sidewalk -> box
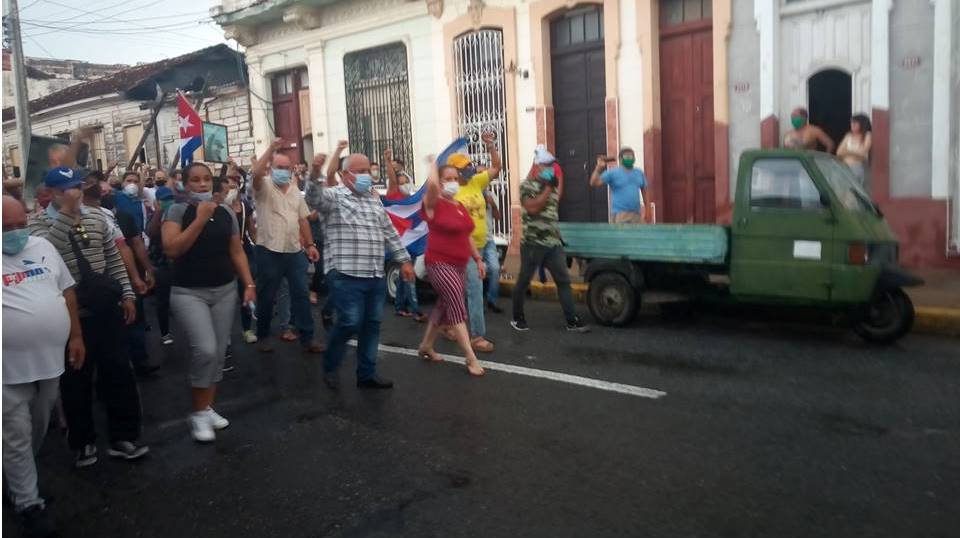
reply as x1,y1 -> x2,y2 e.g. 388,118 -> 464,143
497,254 -> 960,337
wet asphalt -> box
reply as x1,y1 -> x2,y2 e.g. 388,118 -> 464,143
4,296 -> 959,538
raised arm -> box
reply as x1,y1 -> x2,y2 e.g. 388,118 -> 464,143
162,202 -> 217,259
384,148 -> 400,196
521,179 -> 554,216
326,140 -> 349,187
423,163 -> 440,218
589,156 -> 607,188
251,139 -> 284,191
485,191 -> 502,222
482,132 -> 502,179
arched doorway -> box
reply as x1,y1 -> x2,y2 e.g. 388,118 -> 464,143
550,5 -> 608,222
807,69 -> 851,152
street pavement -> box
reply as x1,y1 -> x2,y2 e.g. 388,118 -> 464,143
4,297 -> 959,537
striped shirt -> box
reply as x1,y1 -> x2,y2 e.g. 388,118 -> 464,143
314,185 -> 410,278
27,205 -> 135,302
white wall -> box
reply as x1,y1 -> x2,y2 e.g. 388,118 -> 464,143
514,3 -> 537,176
778,0 -> 873,137
617,0 -> 644,160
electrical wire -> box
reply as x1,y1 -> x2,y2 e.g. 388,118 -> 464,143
23,10 -> 209,26
23,33 -> 57,58
26,0 -> 168,37
22,20 -> 210,34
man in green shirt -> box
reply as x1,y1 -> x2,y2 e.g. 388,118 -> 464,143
511,147 -> 589,332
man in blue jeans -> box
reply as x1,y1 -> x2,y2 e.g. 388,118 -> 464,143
250,139 -> 324,353
482,190 -> 502,313
312,150 -> 414,390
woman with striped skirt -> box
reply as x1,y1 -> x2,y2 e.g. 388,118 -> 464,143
417,163 -> 486,377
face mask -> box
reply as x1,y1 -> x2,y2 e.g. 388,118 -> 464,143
2,229 -> 30,255
371,170 -> 380,179
400,183 -> 415,196
621,158 -> 635,169
442,181 -> 460,197
353,174 -> 373,193
160,200 -> 174,213
461,166 -> 477,180
123,183 -> 139,197
175,181 -> 186,193
224,189 -> 238,205
190,191 -> 213,202
791,116 -> 806,129
539,167 -> 555,181
272,169 -> 292,185
101,193 -> 115,210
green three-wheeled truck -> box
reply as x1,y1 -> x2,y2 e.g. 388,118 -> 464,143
559,149 -> 923,343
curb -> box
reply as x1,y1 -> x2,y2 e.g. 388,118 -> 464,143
498,279 -> 960,338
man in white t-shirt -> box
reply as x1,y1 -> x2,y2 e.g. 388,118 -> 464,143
2,195 -> 85,537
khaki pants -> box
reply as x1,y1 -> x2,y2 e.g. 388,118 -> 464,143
613,211 -> 644,224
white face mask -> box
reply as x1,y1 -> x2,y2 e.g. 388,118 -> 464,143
224,188 -> 238,205
122,183 -> 139,197
400,183 -> 415,196
442,181 -> 460,197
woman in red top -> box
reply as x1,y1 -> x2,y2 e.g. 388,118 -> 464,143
417,163 -> 486,376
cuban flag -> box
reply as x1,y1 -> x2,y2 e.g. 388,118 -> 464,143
381,137 -> 470,258
177,91 -> 202,168
382,186 -> 429,257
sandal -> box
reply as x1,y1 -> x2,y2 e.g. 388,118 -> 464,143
395,310 -> 413,318
413,313 -> 428,323
280,330 -> 298,342
418,347 -> 443,362
465,359 -> 485,377
470,337 -> 494,353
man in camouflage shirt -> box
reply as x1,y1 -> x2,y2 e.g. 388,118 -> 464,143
510,147 -> 589,332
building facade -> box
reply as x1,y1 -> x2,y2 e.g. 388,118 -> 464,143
2,45 -> 254,185
213,0 -> 959,267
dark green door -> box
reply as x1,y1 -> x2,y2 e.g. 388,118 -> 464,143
730,157 -> 835,302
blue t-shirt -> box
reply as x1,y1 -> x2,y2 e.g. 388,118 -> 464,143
601,167 -> 647,215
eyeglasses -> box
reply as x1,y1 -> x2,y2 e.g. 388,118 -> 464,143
73,223 -> 91,246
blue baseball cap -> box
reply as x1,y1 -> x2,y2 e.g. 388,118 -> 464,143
43,167 -> 84,190
155,186 -> 174,200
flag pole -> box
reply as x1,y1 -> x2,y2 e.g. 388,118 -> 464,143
166,76 -> 210,175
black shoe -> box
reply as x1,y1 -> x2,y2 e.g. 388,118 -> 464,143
19,504 -> 56,538
75,444 -> 97,468
135,364 -> 160,380
357,376 -> 394,389
225,344 -> 233,360
222,358 -> 235,373
566,317 -> 591,333
107,441 -> 149,461
486,301 -> 503,314
510,318 -> 530,331
323,372 -> 340,390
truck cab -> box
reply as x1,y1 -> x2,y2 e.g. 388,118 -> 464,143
729,150 -> 920,340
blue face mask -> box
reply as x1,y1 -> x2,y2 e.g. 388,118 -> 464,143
272,169 -> 292,185
353,173 -> 373,193
539,167 -> 555,181
190,192 -> 213,202
3,229 -> 30,255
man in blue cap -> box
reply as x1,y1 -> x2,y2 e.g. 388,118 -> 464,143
27,166 -> 150,468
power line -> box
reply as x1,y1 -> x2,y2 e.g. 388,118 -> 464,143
26,0 -> 167,37
23,32 -> 56,58
22,19 -> 209,34
23,10 -> 210,26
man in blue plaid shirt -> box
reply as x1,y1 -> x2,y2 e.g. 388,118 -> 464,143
312,150 -> 415,390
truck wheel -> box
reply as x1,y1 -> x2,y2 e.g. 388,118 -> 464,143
854,288 -> 915,344
588,272 -> 638,327
385,263 -> 401,303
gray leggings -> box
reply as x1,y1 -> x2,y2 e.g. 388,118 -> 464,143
171,281 -> 236,388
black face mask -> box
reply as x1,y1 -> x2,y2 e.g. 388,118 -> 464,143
101,193 -> 115,210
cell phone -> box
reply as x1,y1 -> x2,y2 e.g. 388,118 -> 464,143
603,156 -> 617,163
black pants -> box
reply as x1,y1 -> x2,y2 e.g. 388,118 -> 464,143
154,266 -> 172,336
127,295 -> 149,369
61,310 -> 143,450
512,244 -> 578,324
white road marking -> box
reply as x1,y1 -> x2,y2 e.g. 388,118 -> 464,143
355,342 -> 667,400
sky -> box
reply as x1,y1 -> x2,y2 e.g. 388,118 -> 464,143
14,0 -> 233,65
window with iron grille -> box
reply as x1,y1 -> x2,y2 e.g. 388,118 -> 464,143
343,43 -> 414,185
453,28 -> 512,241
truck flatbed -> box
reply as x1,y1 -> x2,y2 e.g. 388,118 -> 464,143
558,223 -> 729,265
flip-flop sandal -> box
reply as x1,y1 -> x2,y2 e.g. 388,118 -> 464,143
280,331 -> 298,342
395,311 -> 413,318
470,338 -> 494,353
413,313 -> 428,323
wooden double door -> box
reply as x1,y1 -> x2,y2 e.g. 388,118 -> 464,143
659,21 -> 715,223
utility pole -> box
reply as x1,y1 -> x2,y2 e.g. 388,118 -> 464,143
7,0 -> 32,178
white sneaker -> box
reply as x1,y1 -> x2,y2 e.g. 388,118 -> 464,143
190,412 -> 215,442
205,407 -> 229,430
243,330 -> 258,344
161,333 -> 174,345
